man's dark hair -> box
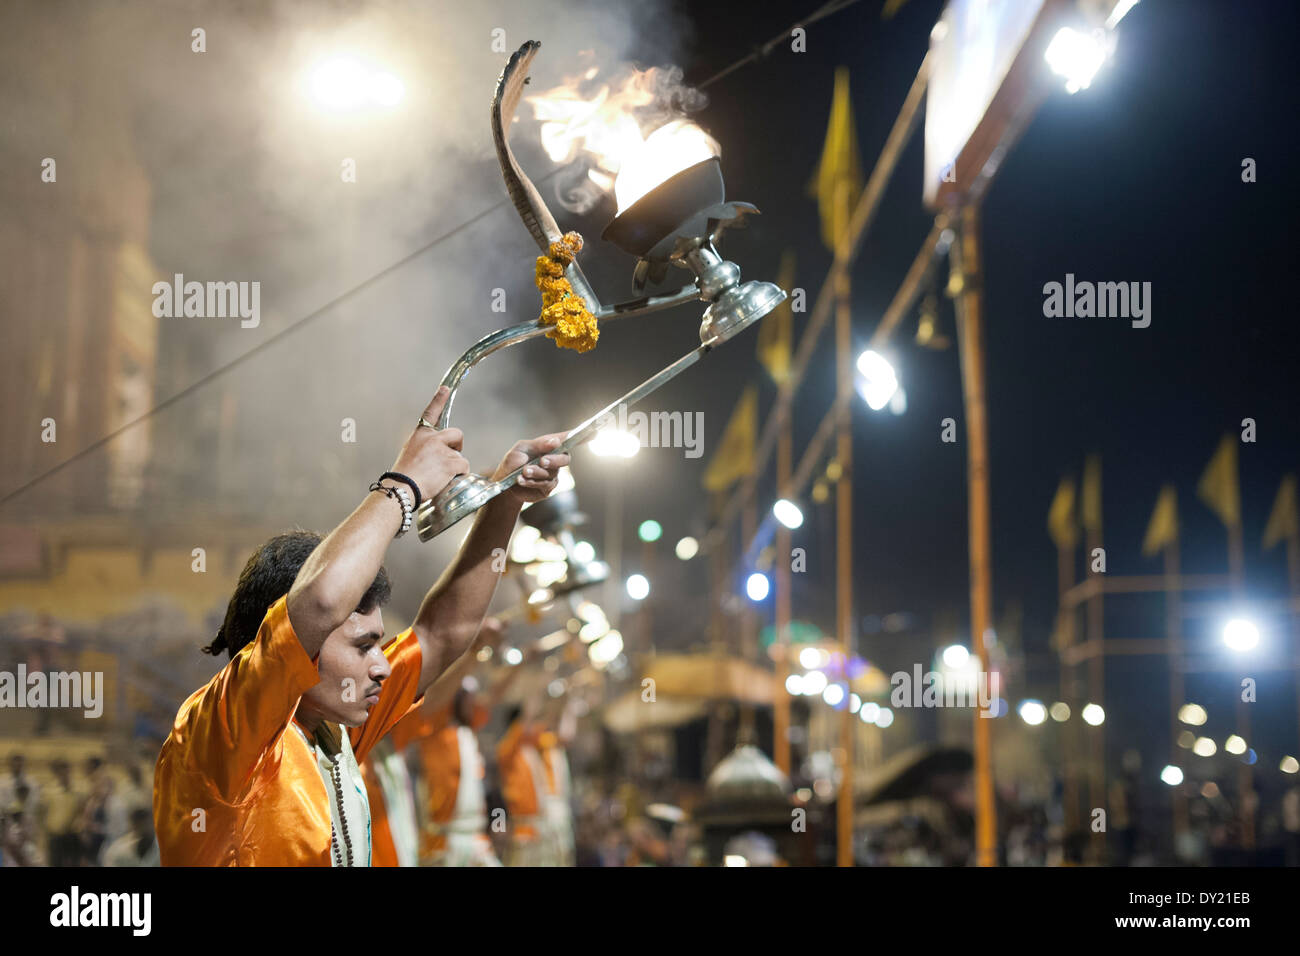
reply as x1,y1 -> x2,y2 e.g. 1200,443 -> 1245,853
203,530 -> 391,660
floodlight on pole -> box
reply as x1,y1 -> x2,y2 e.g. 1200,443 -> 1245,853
854,349 -> 899,411
773,498 -> 804,530
1222,618 -> 1260,652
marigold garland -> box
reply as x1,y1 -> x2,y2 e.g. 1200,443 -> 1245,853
535,231 -> 598,353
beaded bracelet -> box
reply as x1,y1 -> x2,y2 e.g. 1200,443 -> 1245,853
370,481 -> 414,538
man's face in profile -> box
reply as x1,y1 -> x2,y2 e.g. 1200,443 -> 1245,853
299,607 -> 391,728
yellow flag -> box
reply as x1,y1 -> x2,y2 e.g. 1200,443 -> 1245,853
1141,485 -> 1179,557
809,67 -> 864,252
757,250 -> 795,384
1197,435 -> 1241,528
1263,474 -> 1298,550
1047,478 -> 1077,550
702,385 -> 757,492
1081,455 -> 1102,533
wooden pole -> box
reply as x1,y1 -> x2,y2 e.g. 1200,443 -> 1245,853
1086,520 -> 1105,863
1289,530 -> 1300,766
775,420 -> 793,774
951,202 -> 997,867
834,179 -> 855,868
1165,537 -> 1189,849
1229,524 -> 1255,849
705,499 -> 727,773
1057,542 -> 1079,837
740,496 -> 758,745
642,536 -> 656,657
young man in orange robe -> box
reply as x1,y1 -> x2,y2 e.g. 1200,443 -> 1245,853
497,699 -> 558,866
153,387 -> 568,866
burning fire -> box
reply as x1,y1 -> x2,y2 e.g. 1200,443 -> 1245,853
527,65 -> 719,215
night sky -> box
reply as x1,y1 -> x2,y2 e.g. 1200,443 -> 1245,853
550,0 -> 1300,771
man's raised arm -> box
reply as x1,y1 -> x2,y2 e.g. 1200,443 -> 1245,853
410,433 -> 569,695
287,387 -> 470,658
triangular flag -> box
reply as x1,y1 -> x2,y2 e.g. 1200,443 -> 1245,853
757,250 -> 795,384
1047,478 -> 1077,550
1081,455 -> 1102,533
1142,485 -> 1179,557
1197,435 -> 1241,528
702,385 -> 757,492
1263,474 -> 1298,550
808,67 -> 864,252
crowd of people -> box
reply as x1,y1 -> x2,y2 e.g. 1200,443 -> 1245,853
0,753 -> 157,867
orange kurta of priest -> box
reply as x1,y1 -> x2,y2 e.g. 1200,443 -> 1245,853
153,596 -> 423,866
496,719 -> 542,839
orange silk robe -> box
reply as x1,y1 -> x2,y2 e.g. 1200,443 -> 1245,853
153,596 -> 423,866
411,702 -> 487,856
496,720 -> 541,839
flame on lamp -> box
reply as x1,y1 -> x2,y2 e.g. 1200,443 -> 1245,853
613,120 -> 719,214
527,66 -> 718,214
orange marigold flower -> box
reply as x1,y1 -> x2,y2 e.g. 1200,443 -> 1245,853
535,231 -> 597,352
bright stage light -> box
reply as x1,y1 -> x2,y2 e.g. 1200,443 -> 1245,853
309,57 -> 404,111
854,349 -> 899,410
1081,703 -> 1105,726
860,702 -> 880,723
785,674 -> 804,696
675,536 -> 699,561
369,71 -> 404,107
822,683 -> 846,707
1050,702 -> 1071,722
1281,756 -> 1300,774
572,540 -> 596,563
638,520 -> 662,543
745,572 -> 770,602
1224,735 -> 1247,755
800,647 -> 828,669
1193,737 -> 1216,757
802,670 -> 828,697
590,427 -> 639,458
1178,703 -> 1207,726
1160,765 -> 1183,787
588,629 -> 623,666
510,525 -> 541,564
773,499 -> 804,529
1223,618 -> 1260,652
1044,27 -> 1110,94
625,574 -> 649,600
941,644 -> 970,670
1018,700 -> 1047,726
874,708 -> 894,728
